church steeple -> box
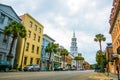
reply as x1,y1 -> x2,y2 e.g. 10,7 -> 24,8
70,31 -> 78,57
73,32 -> 75,38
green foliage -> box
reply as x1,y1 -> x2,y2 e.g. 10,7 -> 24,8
3,21 -> 26,61
45,42 -> 58,54
94,34 -> 106,42
60,48 -> 69,56
4,21 -> 26,38
74,56 -> 84,60
96,50 -> 101,65
45,42 -> 58,70
96,50 -> 107,68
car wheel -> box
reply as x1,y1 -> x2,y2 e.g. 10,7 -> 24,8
5,68 -> 9,72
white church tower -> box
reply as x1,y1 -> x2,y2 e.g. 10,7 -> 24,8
70,32 -> 78,57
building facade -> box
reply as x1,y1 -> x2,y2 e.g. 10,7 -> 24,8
84,61 -> 90,70
76,53 -> 84,70
70,32 -> 78,57
15,13 -> 44,69
109,0 -> 120,73
109,0 -> 120,54
70,54 -> 76,70
41,34 -> 55,71
53,44 -> 61,70
66,54 -> 72,70
0,4 -> 21,66
106,43 -> 115,73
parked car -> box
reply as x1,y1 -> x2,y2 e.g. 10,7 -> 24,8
23,64 -> 40,71
54,67 -> 63,71
0,61 -> 12,72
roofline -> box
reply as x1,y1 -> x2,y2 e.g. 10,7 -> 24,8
23,13 -> 44,28
43,34 -> 55,42
0,3 -> 21,21
109,0 -> 120,33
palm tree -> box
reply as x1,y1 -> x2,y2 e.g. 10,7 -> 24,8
45,42 -> 57,70
94,34 -> 106,72
3,21 -> 26,61
74,56 -> 84,70
94,34 -> 106,51
60,49 -> 69,69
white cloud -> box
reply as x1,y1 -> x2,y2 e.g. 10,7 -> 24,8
67,0 -> 87,15
54,15 -> 67,26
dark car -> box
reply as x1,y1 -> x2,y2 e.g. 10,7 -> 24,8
23,64 -> 40,71
54,67 -> 63,71
0,61 -> 12,72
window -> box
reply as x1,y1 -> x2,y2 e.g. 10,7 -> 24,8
34,25 -> 37,31
3,35 -> 7,43
0,13 -> 5,24
36,59 -> 39,64
38,36 -> 40,42
29,21 -> 32,27
39,28 -> 41,33
37,47 -> 39,54
32,45 -> 35,53
28,31 -> 31,38
7,18 -> 12,24
30,58 -> 33,65
33,33 -> 36,40
26,43 -> 29,51
24,57 -> 27,65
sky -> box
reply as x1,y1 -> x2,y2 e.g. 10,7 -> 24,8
0,0 -> 113,64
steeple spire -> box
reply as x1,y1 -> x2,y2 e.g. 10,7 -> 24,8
73,31 -> 75,38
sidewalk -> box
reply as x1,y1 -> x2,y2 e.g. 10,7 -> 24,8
106,73 -> 118,80
89,72 -> 116,80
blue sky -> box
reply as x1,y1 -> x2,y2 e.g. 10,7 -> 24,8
1,0 -> 113,64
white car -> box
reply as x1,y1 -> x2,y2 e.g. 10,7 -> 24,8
24,64 -> 40,71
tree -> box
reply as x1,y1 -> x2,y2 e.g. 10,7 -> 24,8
74,56 -> 84,70
96,50 -> 102,65
94,34 -> 106,72
60,48 -> 69,69
94,34 -> 106,51
96,50 -> 107,72
3,21 -> 26,61
45,42 -> 57,70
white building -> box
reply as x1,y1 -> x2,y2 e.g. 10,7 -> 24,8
70,32 -> 78,69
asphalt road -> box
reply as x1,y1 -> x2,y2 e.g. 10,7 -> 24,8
0,70 -> 108,80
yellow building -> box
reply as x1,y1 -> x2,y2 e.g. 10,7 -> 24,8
109,0 -> 120,54
15,13 -> 44,69
109,0 -> 120,73
67,54 -> 72,70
